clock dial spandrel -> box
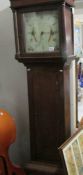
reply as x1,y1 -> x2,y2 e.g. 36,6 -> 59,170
23,10 -> 59,53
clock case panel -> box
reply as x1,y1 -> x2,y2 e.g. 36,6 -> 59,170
13,2 -> 74,64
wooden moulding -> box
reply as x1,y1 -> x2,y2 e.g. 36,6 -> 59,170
24,161 -> 64,175
10,0 -> 75,9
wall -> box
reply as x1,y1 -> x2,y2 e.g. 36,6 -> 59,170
0,0 -> 10,11
0,7 -> 30,165
75,0 -> 83,9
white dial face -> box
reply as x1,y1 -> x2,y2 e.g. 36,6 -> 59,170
23,10 -> 59,52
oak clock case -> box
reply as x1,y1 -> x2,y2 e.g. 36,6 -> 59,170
10,0 -> 76,175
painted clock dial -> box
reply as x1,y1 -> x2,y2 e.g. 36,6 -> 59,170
23,10 -> 59,53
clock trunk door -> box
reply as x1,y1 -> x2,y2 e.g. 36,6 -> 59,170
27,66 -> 66,163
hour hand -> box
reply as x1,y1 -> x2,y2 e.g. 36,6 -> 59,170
31,29 -> 37,42
48,29 -> 55,42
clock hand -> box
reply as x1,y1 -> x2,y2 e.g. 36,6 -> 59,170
48,29 -> 54,42
31,29 -> 37,42
48,29 -> 57,42
40,31 -> 45,40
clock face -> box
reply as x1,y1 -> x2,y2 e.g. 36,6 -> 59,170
23,10 -> 59,53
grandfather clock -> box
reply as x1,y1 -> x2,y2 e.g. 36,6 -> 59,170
10,0 -> 76,174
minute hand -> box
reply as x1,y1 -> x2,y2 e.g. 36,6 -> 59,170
48,30 -> 55,42
31,29 -> 37,42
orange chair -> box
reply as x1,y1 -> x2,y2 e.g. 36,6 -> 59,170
0,109 -> 26,175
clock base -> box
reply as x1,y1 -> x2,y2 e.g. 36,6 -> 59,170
24,161 -> 64,175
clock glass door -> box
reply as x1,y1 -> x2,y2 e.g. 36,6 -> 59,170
22,10 -> 59,53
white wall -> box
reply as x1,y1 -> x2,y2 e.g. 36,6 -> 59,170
0,0 -> 10,11
0,8 -> 30,165
75,0 -> 83,9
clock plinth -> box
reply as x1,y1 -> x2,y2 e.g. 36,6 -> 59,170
10,0 -> 76,174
